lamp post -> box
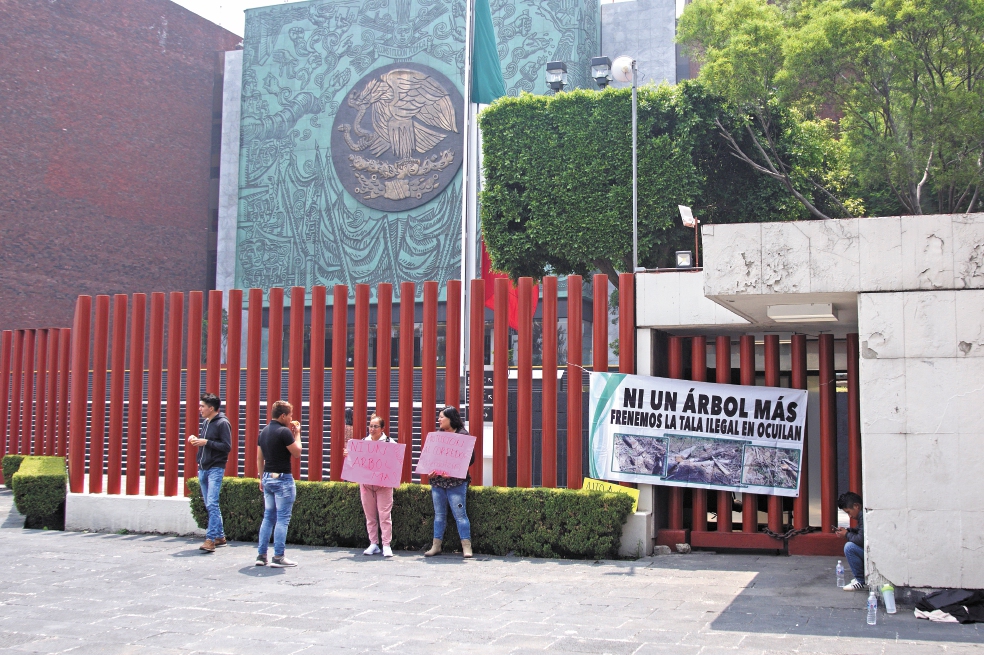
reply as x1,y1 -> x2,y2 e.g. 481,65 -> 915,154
545,61 -> 568,93
591,55 -> 640,272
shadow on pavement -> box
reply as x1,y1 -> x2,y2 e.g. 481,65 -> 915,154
238,565 -> 286,577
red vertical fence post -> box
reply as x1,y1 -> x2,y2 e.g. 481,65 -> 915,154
818,333 -> 837,532
126,294 -> 146,495
164,293 -> 184,496
57,328 -> 70,456
566,275 -> 583,489
492,278 -> 509,486
715,336 -> 732,532
185,291 -> 203,495
445,280 -> 461,409
398,282 -> 415,483
267,288 -> 284,419
22,329 -> 34,455
468,279 -> 485,485
846,333 -> 862,506
308,286 -> 326,480
107,295 -> 127,494
46,329 -> 58,455
541,276 -> 558,488
618,273 -> 635,374
69,296 -> 92,493
763,334 -> 783,533
420,280 -> 438,486
330,285 -> 348,481
0,332 -> 11,472
666,336 -> 685,532
375,284 -> 392,434
289,286 -> 305,479
244,289 -> 263,478
35,329 -> 48,456
516,277 -> 533,488
740,335 -> 757,533
145,293 -> 165,496
206,290 -> 222,395
353,284 -> 370,440
691,336 -> 708,532
791,334 -> 809,530
225,290 -> 243,477
90,297 -> 110,493
10,331 -> 23,454
592,275 -> 608,375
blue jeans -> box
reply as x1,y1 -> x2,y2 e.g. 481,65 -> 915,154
198,467 -> 225,541
258,473 -> 296,557
845,541 -> 864,583
432,483 -> 470,540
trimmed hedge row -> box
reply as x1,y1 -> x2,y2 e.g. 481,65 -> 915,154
189,478 -> 634,560
10,456 -> 67,530
2,454 -> 25,489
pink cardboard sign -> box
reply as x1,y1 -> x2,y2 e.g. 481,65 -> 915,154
341,439 -> 407,488
414,431 -> 477,478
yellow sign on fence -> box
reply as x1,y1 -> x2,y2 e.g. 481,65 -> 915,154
582,477 -> 640,513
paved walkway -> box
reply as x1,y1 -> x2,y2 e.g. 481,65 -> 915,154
0,489 -> 980,654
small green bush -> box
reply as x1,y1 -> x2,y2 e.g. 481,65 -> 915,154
2,454 -> 25,489
188,478 -> 633,560
11,456 -> 67,530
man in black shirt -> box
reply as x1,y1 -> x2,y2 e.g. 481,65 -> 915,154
256,400 -> 302,567
187,393 -> 232,552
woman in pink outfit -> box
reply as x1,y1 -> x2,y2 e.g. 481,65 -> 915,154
344,414 -> 398,557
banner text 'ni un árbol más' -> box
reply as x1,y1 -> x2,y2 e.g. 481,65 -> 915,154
588,372 -> 808,497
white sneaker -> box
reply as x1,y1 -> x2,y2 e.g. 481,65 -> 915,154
363,543 -> 381,556
843,578 -> 865,591
269,555 -> 297,568
382,545 -> 393,558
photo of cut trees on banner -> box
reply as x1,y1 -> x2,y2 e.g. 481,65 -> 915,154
588,372 -> 808,496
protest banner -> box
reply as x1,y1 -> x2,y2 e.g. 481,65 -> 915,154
582,477 -> 640,512
341,439 -> 406,488
589,372 -> 808,497
414,431 -> 477,478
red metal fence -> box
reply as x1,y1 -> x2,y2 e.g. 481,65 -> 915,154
0,272 -> 860,554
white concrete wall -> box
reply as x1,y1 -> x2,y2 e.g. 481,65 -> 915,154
858,289 -> 984,588
66,493 -> 204,537
636,269 -> 749,328
215,50 -> 242,299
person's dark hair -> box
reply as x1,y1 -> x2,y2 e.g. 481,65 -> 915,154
837,491 -> 862,510
200,393 -> 220,412
345,407 -> 353,426
271,400 -> 293,420
440,406 -> 465,432
369,414 -> 386,430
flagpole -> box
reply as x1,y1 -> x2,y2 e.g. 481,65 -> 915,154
460,0 -> 476,408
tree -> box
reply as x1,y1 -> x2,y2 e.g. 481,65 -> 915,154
478,81 -> 824,286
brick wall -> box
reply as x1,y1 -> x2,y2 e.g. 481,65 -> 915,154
0,0 -> 241,329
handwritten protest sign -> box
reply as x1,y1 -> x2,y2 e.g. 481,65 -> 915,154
341,439 -> 406,488
582,477 -> 640,512
414,431 -> 476,478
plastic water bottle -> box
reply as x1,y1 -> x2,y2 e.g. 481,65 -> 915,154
836,560 -> 845,587
867,590 -> 878,625
881,584 -> 897,614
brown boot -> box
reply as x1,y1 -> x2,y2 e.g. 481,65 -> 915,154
461,539 -> 473,559
214,537 -> 227,548
424,539 -> 442,557
199,539 -> 215,552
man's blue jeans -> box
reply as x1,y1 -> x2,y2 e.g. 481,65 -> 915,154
258,473 -> 296,557
845,541 -> 864,583
432,483 -> 470,540
198,467 -> 225,541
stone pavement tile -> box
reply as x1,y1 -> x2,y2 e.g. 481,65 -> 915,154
349,609 -> 432,626
490,633 -> 558,649
8,635 -> 86,653
546,625 -> 643,641
175,636 -> 313,655
0,631 -> 45,649
795,637 -> 885,653
736,633 -> 809,650
679,630 -> 747,648
497,621 -> 557,636
632,643 -> 701,655
550,636 -> 641,655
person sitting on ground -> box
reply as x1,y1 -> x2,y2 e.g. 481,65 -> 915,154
343,414 -> 398,558
835,491 -> 865,590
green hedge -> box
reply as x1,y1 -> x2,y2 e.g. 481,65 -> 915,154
11,456 -> 67,530
2,454 -> 25,489
189,478 -> 634,560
